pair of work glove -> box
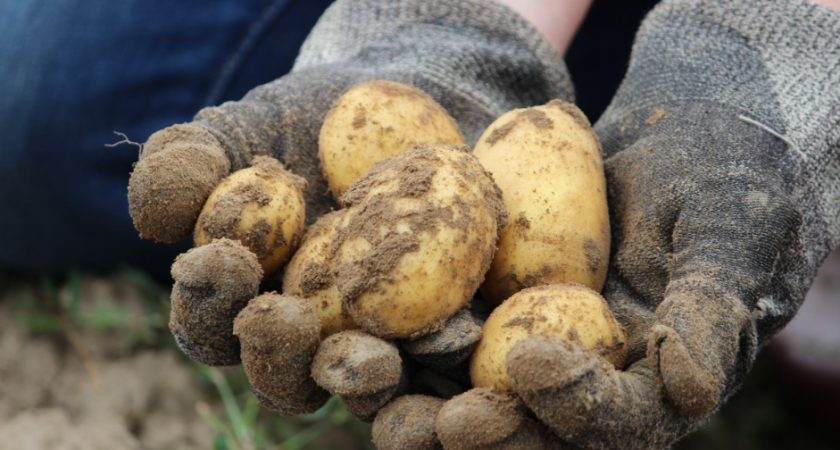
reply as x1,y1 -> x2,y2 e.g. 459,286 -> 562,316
128,0 -> 840,448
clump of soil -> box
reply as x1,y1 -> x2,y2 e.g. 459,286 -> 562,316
0,273 -> 213,450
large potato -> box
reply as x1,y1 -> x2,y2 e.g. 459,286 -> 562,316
194,156 -> 306,277
474,100 -> 610,306
470,284 -> 626,391
331,144 -> 508,339
319,80 -> 465,200
282,210 -> 357,337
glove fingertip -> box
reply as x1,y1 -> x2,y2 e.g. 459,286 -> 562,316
649,324 -> 720,417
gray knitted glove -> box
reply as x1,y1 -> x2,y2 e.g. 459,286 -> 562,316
127,0 -> 571,424
424,1 -> 840,449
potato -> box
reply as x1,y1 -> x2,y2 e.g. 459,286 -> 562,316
474,100 -> 610,306
470,284 -> 626,391
282,210 -> 357,337
331,144 -> 508,339
194,156 -> 306,277
319,80 -> 465,200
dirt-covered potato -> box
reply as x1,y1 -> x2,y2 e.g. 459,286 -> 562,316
474,100 -> 610,306
331,144 -> 508,339
194,156 -> 306,278
282,210 -> 357,337
470,284 -> 626,391
319,80 -> 465,200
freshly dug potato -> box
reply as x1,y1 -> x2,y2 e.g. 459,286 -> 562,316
470,284 -> 626,391
319,80 -> 465,200
331,144 -> 508,339
194,156 -> 306,277
282,210 -> 357,337
474,100 -> 610,306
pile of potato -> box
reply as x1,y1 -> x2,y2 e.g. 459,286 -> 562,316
168,80 -> 627,414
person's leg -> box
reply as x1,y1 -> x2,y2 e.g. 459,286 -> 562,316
0,0 -> 334,279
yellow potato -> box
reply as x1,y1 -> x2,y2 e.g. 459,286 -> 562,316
282,210 -> 357,337
470,284 -> 626,391
194,156 -> 306,277
331,144 -> 507,339
319,80 -> 465,200
474,100 -> 610,306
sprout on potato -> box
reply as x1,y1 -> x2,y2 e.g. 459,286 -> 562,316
319,80 -> 465,200
194,156 -> 306,278
470,284 -> 626,391
474,100 -> 610,306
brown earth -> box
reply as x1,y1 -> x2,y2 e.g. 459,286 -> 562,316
0,273 -> 213,450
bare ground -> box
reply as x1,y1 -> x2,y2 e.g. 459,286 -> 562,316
0,272 -> 213,450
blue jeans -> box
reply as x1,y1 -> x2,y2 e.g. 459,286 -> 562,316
0,0 -> 334,279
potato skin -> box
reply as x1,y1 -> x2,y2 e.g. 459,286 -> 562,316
319,80 -> 465,200
282,210 -> 357,337
474,100 -> 610,306
470,284 -> 626,391
194,156 -> 306,278
331,144 -> 508,339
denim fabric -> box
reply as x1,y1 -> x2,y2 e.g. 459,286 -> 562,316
0,0 -> 334,279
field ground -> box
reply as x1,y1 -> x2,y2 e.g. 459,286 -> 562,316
0,256 -> 838,450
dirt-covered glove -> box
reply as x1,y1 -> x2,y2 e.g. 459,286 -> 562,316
128,0 -> 572,422
128,0 -> 570,242
385,1 -> 839,449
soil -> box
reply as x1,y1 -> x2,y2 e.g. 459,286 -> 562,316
0,273 -> 213,450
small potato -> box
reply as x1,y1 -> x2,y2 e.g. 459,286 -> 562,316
470,284 -> 626,391
474,100 -> 610,306
332,144 -> 508,339
282,210 -> 357,337
319,80 -> 465,200
194,156 -> 306,277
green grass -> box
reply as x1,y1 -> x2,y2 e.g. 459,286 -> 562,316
7,268 -> 172,349
196,367 -> 373,450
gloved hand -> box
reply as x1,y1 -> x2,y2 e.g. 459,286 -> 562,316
127,0 -> 571,422
373,0 -> 840,449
